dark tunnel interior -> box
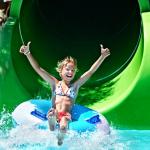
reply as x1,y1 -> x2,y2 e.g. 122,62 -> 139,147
11,0 -> 141,95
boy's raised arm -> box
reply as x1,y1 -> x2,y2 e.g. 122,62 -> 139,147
19,41 -> 57,87
74,44 -> 110,88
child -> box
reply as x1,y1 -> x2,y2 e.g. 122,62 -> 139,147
19,42 -> 110,145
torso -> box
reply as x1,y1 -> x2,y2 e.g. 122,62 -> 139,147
52,81 -> 78,112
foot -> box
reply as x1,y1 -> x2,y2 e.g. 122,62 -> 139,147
57,132 -> 64,146
57,138 -> 63,146
47,108 -> 56,131
57,126 -> 66,146
48,115 -> 56,131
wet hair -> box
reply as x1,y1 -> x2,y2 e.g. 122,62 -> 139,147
56,56 -> 78,74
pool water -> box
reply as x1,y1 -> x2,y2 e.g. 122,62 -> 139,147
0,109 -> 150,150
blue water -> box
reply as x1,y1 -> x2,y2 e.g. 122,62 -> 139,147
0,108 -> 150,150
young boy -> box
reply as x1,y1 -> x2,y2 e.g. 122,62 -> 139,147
19,42 -> 110,145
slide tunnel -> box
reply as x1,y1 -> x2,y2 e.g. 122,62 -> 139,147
0,0 -> 150,129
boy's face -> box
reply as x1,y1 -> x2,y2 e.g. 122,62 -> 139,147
61,62 -> 76,82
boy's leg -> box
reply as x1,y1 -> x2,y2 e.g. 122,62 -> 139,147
57,116 -> 69,145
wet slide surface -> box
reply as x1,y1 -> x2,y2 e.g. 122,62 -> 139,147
0,0 -> 150,129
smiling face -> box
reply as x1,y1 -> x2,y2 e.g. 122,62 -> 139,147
56,56 -> 78,83
61,62 -> 76,82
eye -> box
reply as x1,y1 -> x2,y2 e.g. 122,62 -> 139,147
66,68 -> 70,71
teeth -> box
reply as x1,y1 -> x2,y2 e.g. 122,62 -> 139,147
66,75 -> 72,78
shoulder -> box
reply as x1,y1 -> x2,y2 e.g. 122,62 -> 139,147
72,81 -> 79,90
49,78 -> 59,89
54,80 -> 61,87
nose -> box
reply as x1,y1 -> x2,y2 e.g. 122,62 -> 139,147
69,70 -> 72,74
69,70 -> 74,74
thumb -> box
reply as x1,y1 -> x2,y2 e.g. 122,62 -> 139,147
27,41 -> 31,47
100,44 -> 103,49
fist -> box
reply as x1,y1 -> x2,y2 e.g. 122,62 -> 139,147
19,41 -> 31,55
100,44 -> 110,58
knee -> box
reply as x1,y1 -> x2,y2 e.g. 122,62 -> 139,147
60,125 -> 67,132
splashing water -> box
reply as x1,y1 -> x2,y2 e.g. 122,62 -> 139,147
0,108 -> 150,150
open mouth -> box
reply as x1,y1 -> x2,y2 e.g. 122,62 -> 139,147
66,75 -> 72,78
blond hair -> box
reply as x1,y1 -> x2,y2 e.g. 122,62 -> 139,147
56,56 -> 78,73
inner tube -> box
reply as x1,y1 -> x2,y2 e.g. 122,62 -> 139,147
12,99 -> 110,134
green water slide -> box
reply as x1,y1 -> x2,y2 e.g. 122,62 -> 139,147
98,13 -> 150,129
0,0 -> 150,129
